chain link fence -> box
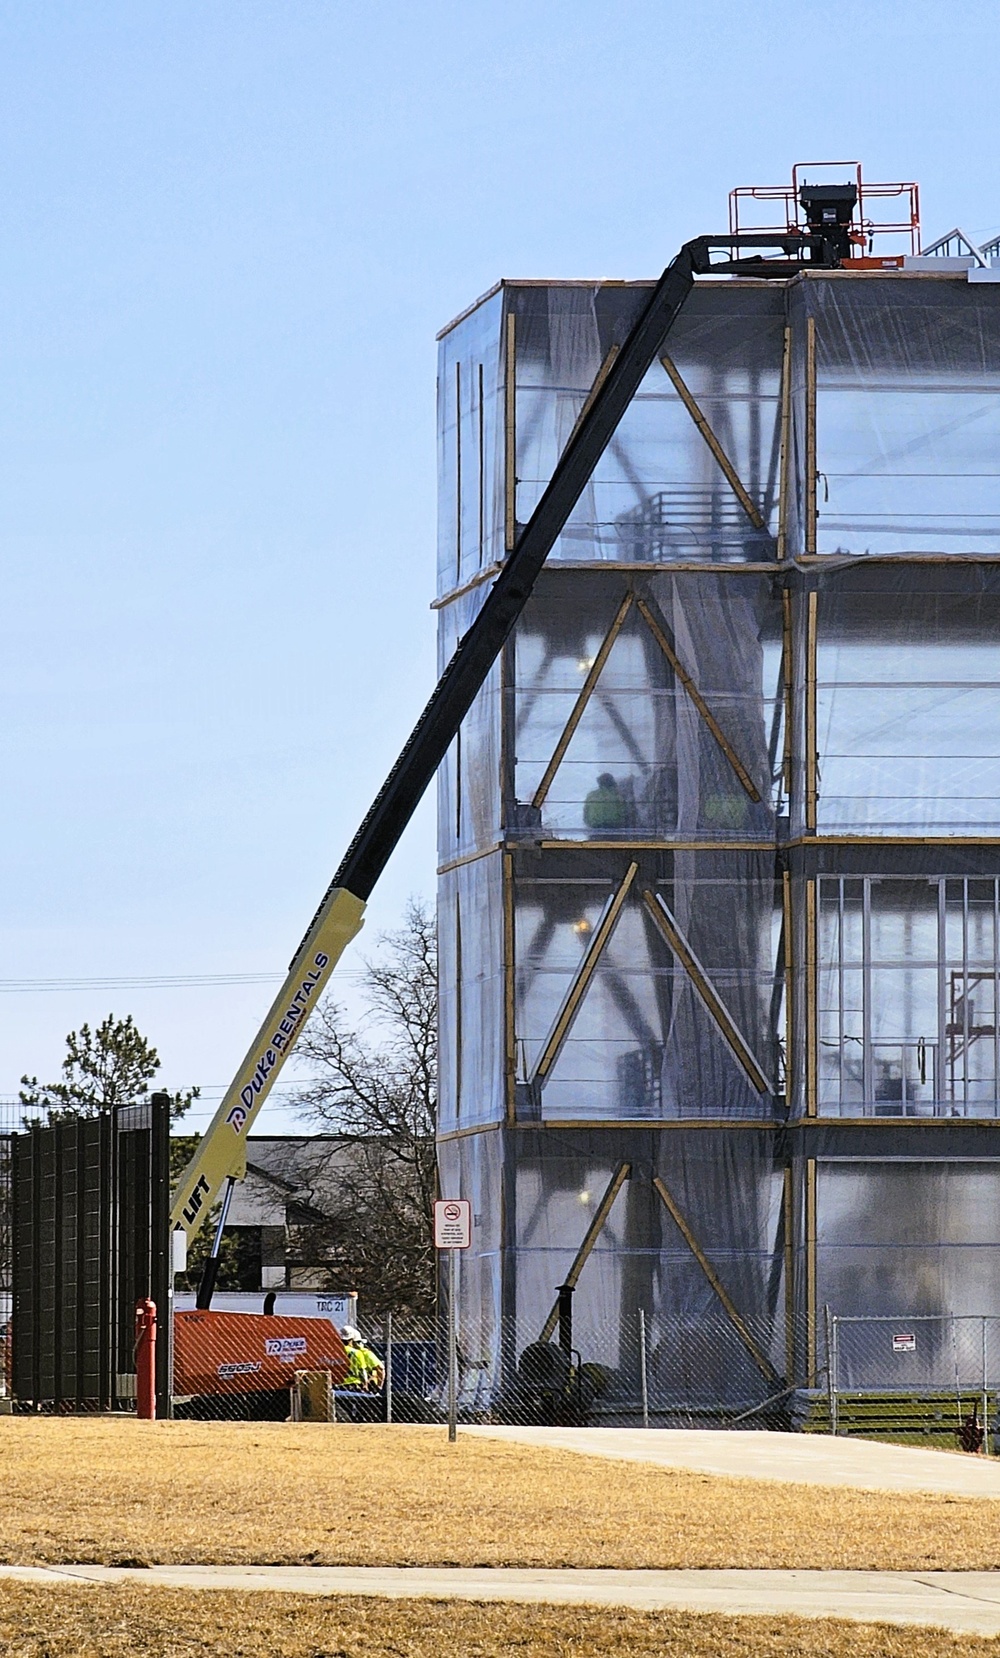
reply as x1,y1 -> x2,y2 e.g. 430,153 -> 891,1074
160,1301 -> 1000,1447
8,1277 -> 999,1447
163,1304 -> 819,1427
824,1311 -> 1000,1451
168,1309 -> 440,1423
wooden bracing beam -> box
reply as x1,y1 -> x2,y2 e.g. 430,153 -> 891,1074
530,863 -> 639,1084
539,1161 -> 631,1343
653,1174 -> 781,1387
659,351 -> 766,532
642,888 -> 771,1095
636,596 -> 761,803
531,593 -> 634,810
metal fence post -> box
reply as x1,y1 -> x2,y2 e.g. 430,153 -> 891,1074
385,1311 -> 393,1425
448,1247 -> 458,1443
983,1316 -> 989,1456
952,1316 -> 962,1441
824,1304 -> 838,1436
832,1316 -> 839,1437
639,1309 -> 649,1429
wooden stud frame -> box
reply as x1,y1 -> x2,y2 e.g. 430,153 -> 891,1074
642,889 -> 771,1094
430,560 -> 502,612
539,1161 -> 631,1342
636,596 -> 761,802
792,835 -> 1000,848
542,838 -> 775,853
530,862 -> 639,1085
805,876 -> 818,1119
783,1164 -> 795,1382
776,325 -> 792,561
532,559 -> 778,575
432,557 -> 779,611
531,592 -> 634,810
503,850 -> 516,1125
438,1113 -> 1000,1141
530,589 -> 762,814
805,314 -> 817,555
659,352 -> 766,532
805,589 -> 818,831
565,345 -> 620,453
504,311 -> 516,552
653,1174 -> 780,1386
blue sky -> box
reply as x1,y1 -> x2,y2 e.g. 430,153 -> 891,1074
1,0 -> 997,1128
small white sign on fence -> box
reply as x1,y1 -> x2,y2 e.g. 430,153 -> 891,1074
892,1331 -> 917,1352
434,1198 -> 472,1250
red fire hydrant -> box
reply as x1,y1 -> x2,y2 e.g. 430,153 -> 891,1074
135,1298 -> 157,1420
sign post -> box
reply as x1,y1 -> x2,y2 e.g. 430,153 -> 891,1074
434,1199 -> 471,1443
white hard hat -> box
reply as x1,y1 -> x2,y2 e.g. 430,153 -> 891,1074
340,1325 -> 362,1342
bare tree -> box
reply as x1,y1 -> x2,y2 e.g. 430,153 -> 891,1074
294,899 -> 437,1317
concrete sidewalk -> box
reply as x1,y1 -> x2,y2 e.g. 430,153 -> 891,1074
465,1424 -> 1000,1496
7,1563 -> 1000,1636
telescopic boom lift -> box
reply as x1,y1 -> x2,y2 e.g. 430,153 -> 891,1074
171,226 -> 842,1307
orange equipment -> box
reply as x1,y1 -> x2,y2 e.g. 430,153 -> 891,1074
729,160 -> 920,267
173,1310 -> 348,1399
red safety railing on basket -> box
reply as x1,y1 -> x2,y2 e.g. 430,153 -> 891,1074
729,161 -> 920,257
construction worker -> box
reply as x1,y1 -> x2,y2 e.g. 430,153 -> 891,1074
340,1325 -> 385,1393
703,786 -> 751,832
583,772 -> 627,835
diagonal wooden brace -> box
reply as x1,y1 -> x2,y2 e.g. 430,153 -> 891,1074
659,351 -> 766,532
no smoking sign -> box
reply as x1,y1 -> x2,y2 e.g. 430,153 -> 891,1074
434,1198 -> 472,1249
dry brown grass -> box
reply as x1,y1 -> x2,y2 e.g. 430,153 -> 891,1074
0,1583 -> 996,1658
2,1418 -> 1000,1572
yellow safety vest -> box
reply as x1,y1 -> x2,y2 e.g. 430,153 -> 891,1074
343,1342 -> 381,1387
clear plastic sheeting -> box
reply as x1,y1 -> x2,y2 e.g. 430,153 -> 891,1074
436,583 -> 502,866
819,876 -> 1000,1117
435,271 -> 1000,1419
438,1126 -> 787,1416
813,565 -> 1000,835
513,852 -> 778,1121
437,853 -> 505,1133
437,287 -> 505,595
514,570 -> 780,841
791,277 -> 1000,557
510,284 -> 783,567
815,1160 -> 1000,1315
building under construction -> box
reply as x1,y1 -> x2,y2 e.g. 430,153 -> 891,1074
434,166 -> 1000,1419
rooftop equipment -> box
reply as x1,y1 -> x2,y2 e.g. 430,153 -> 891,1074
729,160 -> 921,266
798,181 -> 858,263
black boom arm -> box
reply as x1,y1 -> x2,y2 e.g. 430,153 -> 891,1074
307,230 -> 832,922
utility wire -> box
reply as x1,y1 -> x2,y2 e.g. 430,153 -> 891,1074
0,971 -> 365,993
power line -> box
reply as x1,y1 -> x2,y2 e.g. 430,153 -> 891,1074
0,971 -> 366,994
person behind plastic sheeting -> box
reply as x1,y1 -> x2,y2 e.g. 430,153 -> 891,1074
583,772 -> 627,835
702,785 -> 751,833
339,1325 -> 385,1392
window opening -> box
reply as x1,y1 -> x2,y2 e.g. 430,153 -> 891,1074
819,875 -> 1000,1117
